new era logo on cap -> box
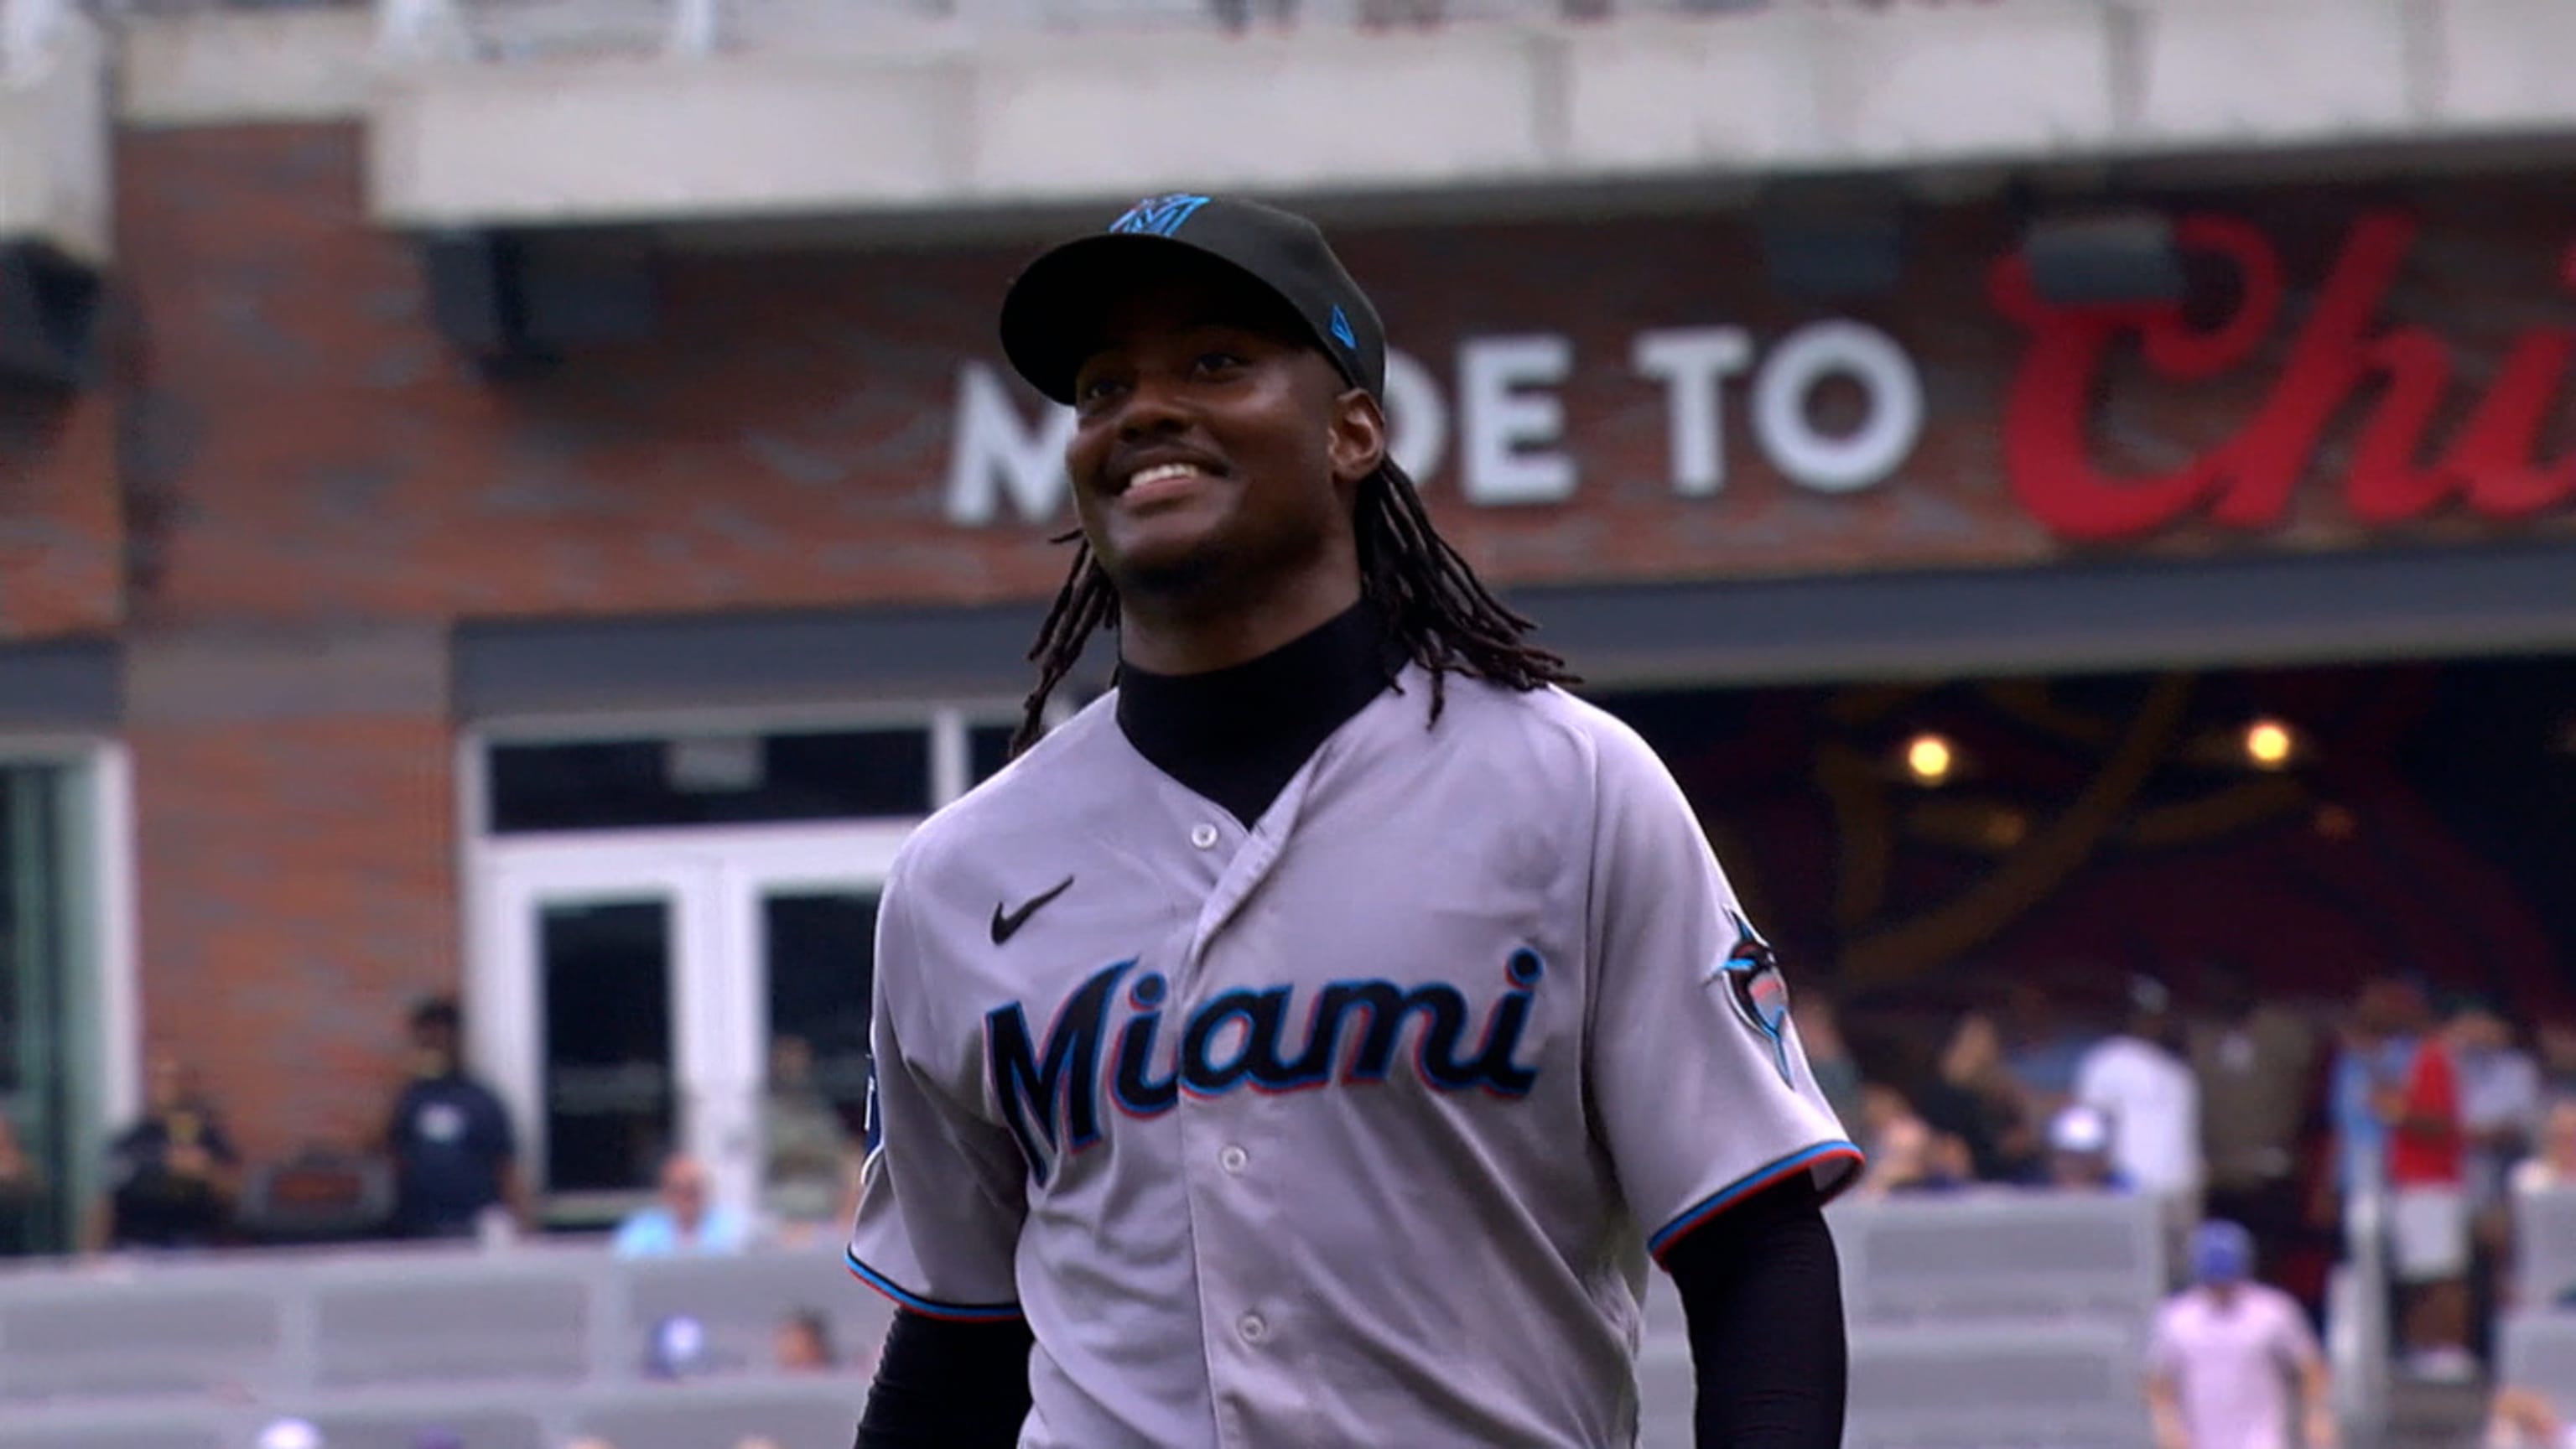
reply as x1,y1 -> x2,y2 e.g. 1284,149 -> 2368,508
1329,306 -> 1357,351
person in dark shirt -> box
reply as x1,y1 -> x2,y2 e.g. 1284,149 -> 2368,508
1914,1010 -> 2041,1183
91,1053 -> 240,1251
0,1110 -> 43,1255
385,997 -> 526,1239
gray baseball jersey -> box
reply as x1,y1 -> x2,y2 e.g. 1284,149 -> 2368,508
848,667 -> 1862,1448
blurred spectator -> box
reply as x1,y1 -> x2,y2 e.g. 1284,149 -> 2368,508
762,1035 -> 858,1244
2044,1104 -> 2131,1192
1914,1011 -> 2038,1182
613,1152 -> 751,1258
2349,977 -> 2477,1381
2487,1385 -> 2576,1448
1358,0 -> 1440,27
0,1109 -> 43,1255
2327,985 -> 2403,1218
2145,1220 -> 2335,1449
1852,1084 -> 1970,1197
644,1311 -> 713,1379
2453,999 -> 2543,1223
2452,997 -> 2542,1353
1794,989 -> 1867,1136
2192,962 -> 2318,1254
1209,0 -> 1294,30
91,1052 -> 241,1252
255,1418 -> 325,1449
387,996 -> 527,1241
2537,1022 -> 2576,1098
775,1306 -> 839,1373
2075,975 -> 2204,1223
2004,979 -> 2097,1121
2512,1097 -> 2576,1197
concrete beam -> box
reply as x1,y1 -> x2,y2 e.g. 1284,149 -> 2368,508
127,0 -> 2576,228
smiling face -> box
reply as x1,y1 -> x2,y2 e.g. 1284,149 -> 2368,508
1062,257 -> 1383,621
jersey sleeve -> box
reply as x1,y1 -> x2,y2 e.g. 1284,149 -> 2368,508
1581,718 -> 1863,1266
845,856 -> 1030,1322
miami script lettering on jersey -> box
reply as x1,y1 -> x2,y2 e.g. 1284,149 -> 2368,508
987,952 -> 1547,1185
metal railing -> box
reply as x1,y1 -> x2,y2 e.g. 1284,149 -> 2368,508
0,1191 -> 2174,1449
2329,1139 -> 2396,1446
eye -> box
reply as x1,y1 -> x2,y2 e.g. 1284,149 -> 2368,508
1192,350 -> 1248,377
1074,373 -> 1127,410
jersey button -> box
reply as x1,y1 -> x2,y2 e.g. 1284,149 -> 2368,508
1218,1145 -> 1249,1174
1238,1313 -> 1268,1345
1190,823 -> 1219,850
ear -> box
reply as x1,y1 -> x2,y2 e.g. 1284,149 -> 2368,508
1327,386 -> 1388,487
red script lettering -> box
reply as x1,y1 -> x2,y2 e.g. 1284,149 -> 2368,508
1992,210 -> 2576,541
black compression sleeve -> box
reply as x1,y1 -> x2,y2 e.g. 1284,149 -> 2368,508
852,1308 -> 1035,1449
1663,1178 -> 1849,1449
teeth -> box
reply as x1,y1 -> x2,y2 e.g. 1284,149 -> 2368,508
1129,463 -> 1202,489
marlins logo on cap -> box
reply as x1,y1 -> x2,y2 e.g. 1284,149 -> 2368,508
1109,193 -> 1211,239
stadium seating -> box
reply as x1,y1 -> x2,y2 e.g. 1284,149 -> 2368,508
0,1265 -> 291,1404
1835,1188 -> 2166,1332
620,1248 -> 893,1379
310,1256 -> 598,1389
1638,1193 -> 2161,1447
0,1421 -> 226,1449
0,1194 -> 2162,1447
2501,1310 -> 2576,1400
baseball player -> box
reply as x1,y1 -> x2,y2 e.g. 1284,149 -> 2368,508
847,194 -> 1864,1448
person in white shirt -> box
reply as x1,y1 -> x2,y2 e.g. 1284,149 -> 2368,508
2148,1220 -> 2336,1449
2077,975 -> 2205,1231
2487,1385 -> 2576,1448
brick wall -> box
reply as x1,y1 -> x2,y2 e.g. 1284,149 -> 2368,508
0,383 -> 121,641
128,711 -> 456,1152
117,128 -> 2576,631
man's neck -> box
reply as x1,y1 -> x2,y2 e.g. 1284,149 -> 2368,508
1117,566 -> 1362,677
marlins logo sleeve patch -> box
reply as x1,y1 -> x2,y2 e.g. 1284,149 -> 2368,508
1714,911 -> 1794,1084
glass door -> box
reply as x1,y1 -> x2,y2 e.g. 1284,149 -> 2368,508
716,833 -> 903,1243
473,824 -> 906,1232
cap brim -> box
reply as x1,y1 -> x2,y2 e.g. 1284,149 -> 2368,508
997,232 -> 1311,406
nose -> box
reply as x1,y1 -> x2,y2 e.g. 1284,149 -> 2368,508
1112,371 -> 1191,441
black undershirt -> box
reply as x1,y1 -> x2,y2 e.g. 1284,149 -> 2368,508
856,602 -> 1847,1448
1113,597 -> 1404,827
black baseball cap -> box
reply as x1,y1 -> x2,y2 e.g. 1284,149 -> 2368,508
999,193 -> 1386,406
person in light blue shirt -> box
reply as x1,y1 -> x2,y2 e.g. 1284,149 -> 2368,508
612,1152 -> 752,1259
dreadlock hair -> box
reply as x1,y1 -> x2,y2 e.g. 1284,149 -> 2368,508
1010,457 -> 1578,756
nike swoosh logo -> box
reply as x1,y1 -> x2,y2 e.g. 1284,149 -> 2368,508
990,875 -> 1076,946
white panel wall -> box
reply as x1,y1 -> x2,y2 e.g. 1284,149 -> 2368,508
0,10 -> 111,264
101,0 -> 2576,228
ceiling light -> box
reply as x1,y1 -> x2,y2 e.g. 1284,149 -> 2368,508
2243,718 -> 2297,771
1903,733 -> 1955,787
